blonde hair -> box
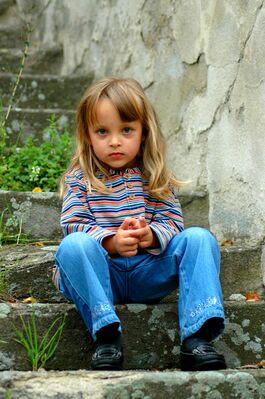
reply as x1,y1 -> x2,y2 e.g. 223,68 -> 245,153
60,77 -> 182,197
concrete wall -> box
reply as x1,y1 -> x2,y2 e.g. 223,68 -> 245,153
15,0 -> 265,244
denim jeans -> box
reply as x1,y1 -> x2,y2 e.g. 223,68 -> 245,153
54,227 -> 225,342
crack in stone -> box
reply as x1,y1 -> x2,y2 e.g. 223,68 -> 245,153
220,1 -> 264,109
180,1 -> 265,139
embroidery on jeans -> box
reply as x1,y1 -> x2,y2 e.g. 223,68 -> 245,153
190,296 -> 220,318
91,303 -> 112,317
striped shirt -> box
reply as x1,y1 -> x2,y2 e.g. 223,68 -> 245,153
61,166 -> 184,255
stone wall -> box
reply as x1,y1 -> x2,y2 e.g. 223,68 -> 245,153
11,0 -> 265,244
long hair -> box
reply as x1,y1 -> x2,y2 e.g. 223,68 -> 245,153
60,77 -> 183,197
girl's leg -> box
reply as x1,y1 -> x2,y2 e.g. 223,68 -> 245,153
127,227 -> 226,370
55,232 -> 121,341
127,227 -> 225,342
172,227 -> 224,342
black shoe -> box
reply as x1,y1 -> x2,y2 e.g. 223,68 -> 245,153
91,343 -> 123,370
180,342 -> 227,371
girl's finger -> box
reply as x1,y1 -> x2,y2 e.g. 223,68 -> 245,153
120,218 -> 132,230
138,217 -> 147,227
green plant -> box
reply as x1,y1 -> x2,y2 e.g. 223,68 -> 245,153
0,114 -> 73,192
0,267 -> 8,298
14,310 -> 66,371
5,390 -> 11,399
0,15 -> 73,193
3,22 -> 31,127
0,208 -> 28,246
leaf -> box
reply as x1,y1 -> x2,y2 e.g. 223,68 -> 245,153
33,241 -> 45,247
22,297 -> 38,304
257,360 -> 265,368
245,291 -> 260,302
32,187 -> 42,192
220,239 -> 233,247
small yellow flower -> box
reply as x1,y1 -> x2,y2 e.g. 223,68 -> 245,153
32,187 -> 42,192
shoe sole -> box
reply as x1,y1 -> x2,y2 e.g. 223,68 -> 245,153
180,352 -> 227,371
91,363 -> 123,371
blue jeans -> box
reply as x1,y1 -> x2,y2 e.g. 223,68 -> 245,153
54,227 -> 225,342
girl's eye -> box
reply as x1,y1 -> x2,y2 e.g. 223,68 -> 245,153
96,129 -> 107,136
123,127 -> 132,134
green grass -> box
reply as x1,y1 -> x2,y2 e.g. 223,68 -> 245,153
14,310 -> 66,371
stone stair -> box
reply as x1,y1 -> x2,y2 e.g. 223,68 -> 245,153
1,2 -> 265,397
0,1 -> 93,145
1,200 -> 265,399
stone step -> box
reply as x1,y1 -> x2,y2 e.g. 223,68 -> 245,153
0,0 -> 14,15
0,191 -> 209,240
3,107 -> 75,145
0,46 -> 64,74
0,26 -> 24,49
0,72 -> 93,110
1,369 -> 265,399
0,240 -> 263,301
0,301 -> 265,372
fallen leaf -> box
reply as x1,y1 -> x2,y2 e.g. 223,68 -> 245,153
32,187 -> 42,192
220,239 -> 233,247
33,241 -> 45,247
257,360 -> 265,368
245,291 -> 261,302
22,297 -> 38,304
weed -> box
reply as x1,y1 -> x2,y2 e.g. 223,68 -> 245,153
0,208 -> 28,247
3,21 -> 32,127
5,390 -> 11,399
0,114 -> 73,192
14,310 -> 66,371
0,11 -> 73,193
0,267 -> 8,299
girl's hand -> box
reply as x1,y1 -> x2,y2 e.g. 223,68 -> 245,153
103,218 -> 140,257
129,217 -> 159,249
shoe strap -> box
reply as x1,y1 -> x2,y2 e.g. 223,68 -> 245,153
193,343 -> 217,355
93,344 -> 122,359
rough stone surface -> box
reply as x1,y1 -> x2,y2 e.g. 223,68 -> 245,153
0,191 -> 63,240
0,302 -> 265,371
3,108 -> 75,145
0,191 -> 209,240
0,46 -> 64,74
0,73 -> 93,110
1,241 -> 263,302
1,369 -> 265,399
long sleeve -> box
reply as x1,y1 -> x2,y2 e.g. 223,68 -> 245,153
147,190 -> 184,255
60,167 -> 184,255
61,172 -> 116,243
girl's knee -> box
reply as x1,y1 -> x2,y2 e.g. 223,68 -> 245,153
171,227 -> 218,248
57,232 -> 97,257
183,227 -> 218,247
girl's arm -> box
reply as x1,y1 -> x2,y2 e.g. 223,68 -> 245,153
61,171 -> 116,245
147,191 -> 184,254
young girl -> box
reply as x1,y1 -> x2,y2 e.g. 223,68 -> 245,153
54,77 -> 226,371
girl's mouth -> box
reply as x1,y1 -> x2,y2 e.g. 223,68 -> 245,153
109,152 -> 123,159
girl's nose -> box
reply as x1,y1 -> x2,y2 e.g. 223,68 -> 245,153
110,135 -> 121,147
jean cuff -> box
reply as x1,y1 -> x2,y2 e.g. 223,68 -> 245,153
92,315 -> 121,341
180,310 -> 225,343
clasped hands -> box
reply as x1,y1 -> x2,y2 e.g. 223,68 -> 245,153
103,217 -> 158,257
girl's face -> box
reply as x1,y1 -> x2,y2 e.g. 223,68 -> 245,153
88,98 -> 143,170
